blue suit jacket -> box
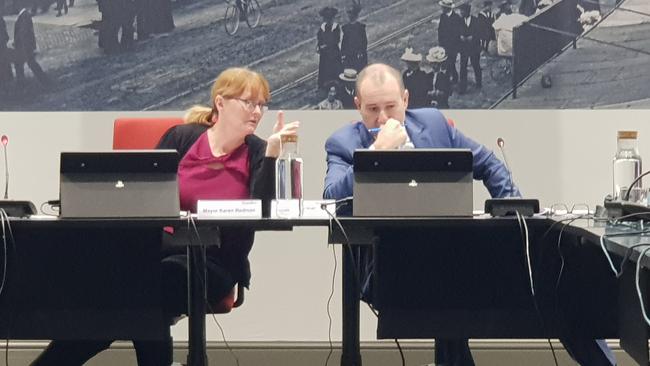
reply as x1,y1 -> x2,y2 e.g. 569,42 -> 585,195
323,108 -> 520,203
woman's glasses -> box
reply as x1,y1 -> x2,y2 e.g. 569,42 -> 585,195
230,97 -> 268,113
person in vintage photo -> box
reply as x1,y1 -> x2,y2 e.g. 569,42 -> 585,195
458,3 -> 482,94
437,0 -> 462,84
400,47 -> 430,109
13,7 -> 50,87
341,3 -> 367,72
317,82 -> 344,110
338,68 -> 357,109
316,6 -> 343,90
477,0 -> 495,52
0,15 -> 12,90
425,46 -> 452,109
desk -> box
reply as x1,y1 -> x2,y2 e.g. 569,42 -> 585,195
580,221 -> 650,366
1,217 -> 325,366
328,217 -> 619,366
0,218 -> 176,341
0,216 -> 625,366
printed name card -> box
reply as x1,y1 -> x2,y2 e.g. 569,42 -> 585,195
197,200 -> 262,219
270,199 -> 336,219
271,199 -> 301,219
302,200 -> 335,218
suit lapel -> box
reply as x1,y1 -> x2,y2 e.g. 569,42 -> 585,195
354,122 -> 374,149
405,115 -> 426,148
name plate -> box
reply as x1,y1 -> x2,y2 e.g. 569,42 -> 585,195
303,200 -> 336,218
271,199 -> 301,219
270,200 -> 336,219
197,200 -> 261,219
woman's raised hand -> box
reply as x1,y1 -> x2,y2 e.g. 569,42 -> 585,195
266,110 -> 300,158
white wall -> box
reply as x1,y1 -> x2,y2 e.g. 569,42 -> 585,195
0,110 -> 648,342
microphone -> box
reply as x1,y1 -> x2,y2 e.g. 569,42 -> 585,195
496,137 -> 514,195
2,135 -> 8,199
484,137 -> 540,217
0,135 -> 36,217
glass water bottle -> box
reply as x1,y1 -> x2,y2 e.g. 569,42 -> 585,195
613,130 -> 642,201
275,135 -> 303,217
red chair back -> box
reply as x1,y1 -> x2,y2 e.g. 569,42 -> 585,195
113,117 -> 183,150
112,117 -> 242,313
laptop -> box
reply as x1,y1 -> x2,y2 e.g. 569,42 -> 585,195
353,149 -> 473,217
59,150 -> 181,218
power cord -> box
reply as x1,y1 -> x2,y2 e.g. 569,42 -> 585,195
635,246 -> 650,327
320,201 -> 405,366
0,210 -> 10,300
186,215 -> 240,366
0,209 -> 14,366
319,203 -> 362,298
515,211 -> 559,366
599,228 -> 650,277
552,215 -> 593,291
323,240 -> 337,366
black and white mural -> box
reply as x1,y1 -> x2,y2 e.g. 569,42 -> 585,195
0,0 -> 645,111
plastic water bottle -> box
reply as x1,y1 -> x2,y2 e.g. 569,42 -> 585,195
275,135 -> 303,217
613,130 -> 642,201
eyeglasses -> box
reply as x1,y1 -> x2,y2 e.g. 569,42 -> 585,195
230,97 -> 268,113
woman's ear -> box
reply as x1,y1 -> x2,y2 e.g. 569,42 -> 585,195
214,95 -> 224,113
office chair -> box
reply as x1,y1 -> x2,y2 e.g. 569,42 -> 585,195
112,117 -> 244,312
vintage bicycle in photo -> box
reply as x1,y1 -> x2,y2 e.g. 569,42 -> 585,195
224,0 -> 262,35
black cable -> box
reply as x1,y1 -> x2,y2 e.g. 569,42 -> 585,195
610,213 -> 650,223
321,204 -> 363,298
0,209 -> 13,366
515,212 -> 559,366
554,216 -> 586,291
617,243 -> 650,279
359,301 -> 404,366
0,210 -> 9,299
542,214 -> 594,238
187,215 -> 240,366
321,201 -> 407,364
324,243 -> 337,366
623,170 -> 650,202
394,339 -> 406,366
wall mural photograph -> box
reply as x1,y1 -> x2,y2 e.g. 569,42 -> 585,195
0,0 -> 646,111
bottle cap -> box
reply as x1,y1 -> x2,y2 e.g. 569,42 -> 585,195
618,131 -> 638,139
281,134 -> 298,143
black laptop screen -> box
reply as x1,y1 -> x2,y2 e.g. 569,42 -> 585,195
60,150 -> 180,174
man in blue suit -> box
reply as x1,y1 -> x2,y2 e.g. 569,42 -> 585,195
322,63 -> 616,366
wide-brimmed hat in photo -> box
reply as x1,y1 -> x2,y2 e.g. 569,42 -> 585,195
319,6 -> 338,20
426,46 -> 448,63
439,0 -> 456,8
339,68 -> 358,82
400,47 -> 423,62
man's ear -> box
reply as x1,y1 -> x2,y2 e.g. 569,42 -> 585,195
403,89 -> 410,109
354,96 -> 361,110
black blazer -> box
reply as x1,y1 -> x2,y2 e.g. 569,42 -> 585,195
14,9 -> 36,54
157,123 -> 275,288
438,12 -> 463,50
459,16 -> 482,55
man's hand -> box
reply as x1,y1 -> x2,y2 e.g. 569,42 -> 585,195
372,119 -> 407,150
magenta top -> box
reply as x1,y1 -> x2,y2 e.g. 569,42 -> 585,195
178,132 -> 251,212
